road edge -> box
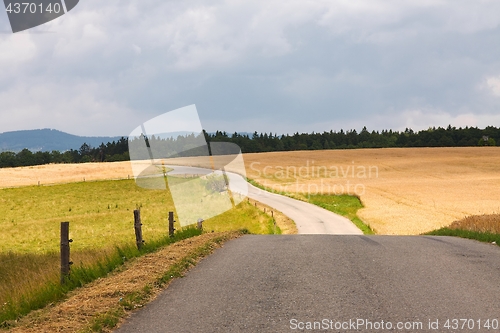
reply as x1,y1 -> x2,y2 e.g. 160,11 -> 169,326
7,231 -> 245,333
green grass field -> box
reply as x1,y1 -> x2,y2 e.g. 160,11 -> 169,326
0,178 -> 277,325
0,178 -> 274,253
306,194 -> 374,235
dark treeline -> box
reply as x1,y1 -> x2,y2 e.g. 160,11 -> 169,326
128,132 -> 208,160
207,125 -> 499,152
0,125 -> 498,168
0,137 -> 129,168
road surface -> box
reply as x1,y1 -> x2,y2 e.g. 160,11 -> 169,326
115,235 -> 500,332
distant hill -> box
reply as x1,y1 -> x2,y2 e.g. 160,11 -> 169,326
0,129 -> 124,152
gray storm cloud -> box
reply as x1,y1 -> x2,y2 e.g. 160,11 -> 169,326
0,0 -> 499,135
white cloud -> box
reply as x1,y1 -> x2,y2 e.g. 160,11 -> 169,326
53,15 -> 109,59
389,109 -> 500,131
280,69 -> 368,101
485,76 -> 500,96
274,108 -> 500,135
0,34 -> 37,79
132,44 -> 141,55
318,0 -> 500,42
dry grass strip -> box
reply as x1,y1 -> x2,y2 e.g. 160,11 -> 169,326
448,214 -> 500,234
8,232 -> 242,333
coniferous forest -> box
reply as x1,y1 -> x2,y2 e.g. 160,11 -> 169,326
0,125 -> 498,168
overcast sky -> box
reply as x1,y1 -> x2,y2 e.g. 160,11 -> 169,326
1,0 -> 500,137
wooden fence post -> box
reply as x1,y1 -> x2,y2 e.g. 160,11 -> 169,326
169,211 -> 176,237
60,222 -> 73,284
197,218 -> 204,230
134,210 -> 144,250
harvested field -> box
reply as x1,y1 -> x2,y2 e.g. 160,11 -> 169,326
244,147 -> 500,235
0,161 -> 133,188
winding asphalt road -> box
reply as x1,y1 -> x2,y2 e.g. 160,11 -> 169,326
166,165 -> 362,234
245,182 -> 362,234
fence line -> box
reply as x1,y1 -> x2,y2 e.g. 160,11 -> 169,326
0,175 -> 134,190
247,198 -> 278,229
59,209 -> 183,284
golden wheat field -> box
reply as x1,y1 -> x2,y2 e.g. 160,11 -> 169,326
0,161 -> 134,188
1,147 -> 499,235
244,147 -> 500,235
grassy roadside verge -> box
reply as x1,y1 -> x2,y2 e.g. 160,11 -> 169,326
423,214 -> 500,246
0,227 -> 203,328
8,231 -> 244,333
424,228 -> 500,246
247,179 -> 374,235
306,194 -> 374,235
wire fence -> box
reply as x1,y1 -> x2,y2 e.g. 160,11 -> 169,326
0,175 -> 134,190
